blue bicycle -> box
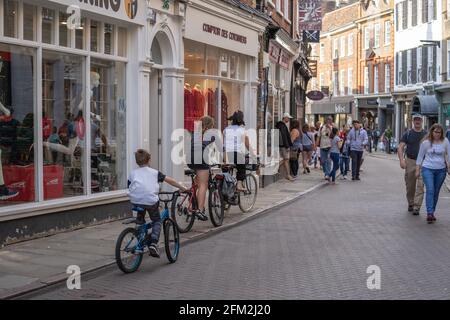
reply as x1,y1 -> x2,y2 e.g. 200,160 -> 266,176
115,192 -> 180,273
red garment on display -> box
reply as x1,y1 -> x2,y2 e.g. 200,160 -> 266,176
3,165 -> 64,201
192,87 -> 205,119
184,88 -> 195,132
206,88 -> 217,120
221,90 -> 228,131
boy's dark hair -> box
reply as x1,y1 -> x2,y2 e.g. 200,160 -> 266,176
135,149 -> 151,166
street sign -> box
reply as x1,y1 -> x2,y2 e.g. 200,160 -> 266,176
303,30 -> 320,43
307,90 -> 325,101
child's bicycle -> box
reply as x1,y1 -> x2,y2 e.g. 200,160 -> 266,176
115,191 -> 180,273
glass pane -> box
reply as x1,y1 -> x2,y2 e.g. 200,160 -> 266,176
23,3 -> 37,41
104,23 -> 114,55
221,81 -> 244,132
206,46 -> 219,76
118,27 -> 127,57
184,39 -> 205,74
42,8 -> 55,44
90,59 -> 127,193
42,51 -> 85,199
0,44 -> 36,206
238,55 -> 246,80
4,0 -> 18,38
184,77 -> 219,131
90,20 -> 99,52
230,54 -> 238,79
75,19 -> 85,50
59,12 -> 71,47
220,53 -> 229,78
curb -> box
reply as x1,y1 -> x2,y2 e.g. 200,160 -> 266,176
2,180 -> 328,300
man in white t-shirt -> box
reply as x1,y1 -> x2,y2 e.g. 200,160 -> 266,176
128,149 -> 187,257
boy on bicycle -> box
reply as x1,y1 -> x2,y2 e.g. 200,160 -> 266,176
128,149 -> 187,258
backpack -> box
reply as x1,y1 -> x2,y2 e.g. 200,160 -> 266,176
221,172 -> 237,200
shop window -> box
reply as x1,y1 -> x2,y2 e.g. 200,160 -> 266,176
42,8 -> 55,44
118,27 -> 128,57
75,19 -> 86,50
3,0 -> 18,38
151,39 -> 162,65
90,20 -> 100,52
59,12 -> 72,48
23,3 -> 37,41
238,56 -> 247,80
206,46 -> 219,76
90,59 -> 127,193
104,23 -> 114,55
220,54 -> 229,78
184,39 -> 205,74
230,54 -> 238,79
221,81 -> 245,131
184,78 -> 219,131
0,44 -> 36,206
42,51 -> 85,199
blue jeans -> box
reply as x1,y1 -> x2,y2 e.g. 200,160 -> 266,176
421,167 -> 447,215
320,147 -> 331,177
340,154 -> 350,176
330,152 -> 340,182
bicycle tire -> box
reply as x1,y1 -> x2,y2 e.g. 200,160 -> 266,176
171,192 -> 195,233
115,228 -> 143,274
208,183 -> 225,227
238,173 -> 258,213
164,219 -> 180,263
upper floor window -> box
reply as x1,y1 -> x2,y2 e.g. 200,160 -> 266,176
374,65 -> 379,94
412,0 -> 418,26
340,37 -> 346,57
385,64 -> 391,92
333,38 -> 339,59
407,49 -> 412,84
364,27 -> 370,50
340,70 -> 346,96
283,0 -> 289,19
348,33 -> 354,56
320,43 -> 325,62
384,21 -> 391,45
364,67 -> 369,94
374,24 -> 380,48
348,68 -> 353,95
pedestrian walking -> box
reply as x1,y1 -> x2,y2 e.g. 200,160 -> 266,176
339,128 -> 350,179
373,126 -> 381,152
416,123 -> 450,223
329,127 -> 342,184
289,120 -> 302,178
301,124 -> 315,174
317,116 -> 334,181
276,113 -> 294,181
347,120 -> 368,181
397,113 -> 427,215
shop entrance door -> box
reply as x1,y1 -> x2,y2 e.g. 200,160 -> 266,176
149,69 -> 162,170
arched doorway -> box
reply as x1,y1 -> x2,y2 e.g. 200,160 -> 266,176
148,32 -> 174,170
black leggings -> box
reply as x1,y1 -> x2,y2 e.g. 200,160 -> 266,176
226,152 -> 246,181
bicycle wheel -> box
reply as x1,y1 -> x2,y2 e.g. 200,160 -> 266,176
238,173 -> 258,213
115,228 -> 143,273
208,183 -> 225,227
164,219 -> 180,263
171,192 -> 195,233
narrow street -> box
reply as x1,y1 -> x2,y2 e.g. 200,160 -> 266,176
26,156 -> 450,300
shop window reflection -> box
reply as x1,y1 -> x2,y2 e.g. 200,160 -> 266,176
90,59 -> 127,193
0,45 -> 35,206
42,51 -> 85,198
4,0 -> 18,39
42,8 -> 55,45
23,3 -> 37,42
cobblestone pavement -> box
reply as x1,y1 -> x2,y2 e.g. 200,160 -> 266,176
25,156 -> 450,299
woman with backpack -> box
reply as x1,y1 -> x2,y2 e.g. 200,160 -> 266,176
339,128 -> 350,180
416,124 -> 450,224
289,120 -> 302,178
301,124 -> 315,174
329,127 -> 342,184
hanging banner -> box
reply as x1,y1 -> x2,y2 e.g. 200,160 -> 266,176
299,0 -> 323,31
308,60 -> 318,77
303,30 -> 320,43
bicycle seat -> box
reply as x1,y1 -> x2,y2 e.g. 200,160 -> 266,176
132,206 -> 145,212
184,169 -> 196,176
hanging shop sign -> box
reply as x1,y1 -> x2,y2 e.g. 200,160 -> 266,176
299,0 -> 322,31
307,90 -> 324,101
303,30 -> 320,43
308,60 -> 317,77
268,42 -> 290,69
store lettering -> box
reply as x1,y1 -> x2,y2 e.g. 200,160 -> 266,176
78,0 -> 121,12
202,23 -> 247,44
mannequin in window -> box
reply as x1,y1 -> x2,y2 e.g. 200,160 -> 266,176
184,83 -> 195,132
0,55 -> 19,201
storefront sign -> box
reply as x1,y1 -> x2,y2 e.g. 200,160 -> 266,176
335,104 -> 350,114
306,90 -> 324,101
299,0 -> 322,31
269,42 -> 281,64
185,6 -> 259,57
202,24 -> 247,44
279,49 -> 290,69
47,0 -> 145,25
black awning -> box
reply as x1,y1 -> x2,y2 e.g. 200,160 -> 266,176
412,95 -> 439,115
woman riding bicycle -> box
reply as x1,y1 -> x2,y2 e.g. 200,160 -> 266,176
223,111 -> 255,192
187,116 -> 216,221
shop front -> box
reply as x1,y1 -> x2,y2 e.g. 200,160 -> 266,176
0,0 -> 148,244
411,95 -> 439,129
308,96 -> 354,129
183,1 -> 266,134
355,95 -> 395,134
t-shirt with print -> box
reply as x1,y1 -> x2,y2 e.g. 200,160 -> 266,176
400,129 -> 427,160
127,167 -> 166,206
319,126 -> 332,149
